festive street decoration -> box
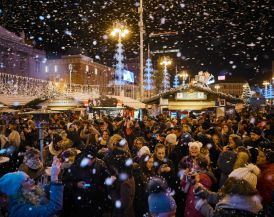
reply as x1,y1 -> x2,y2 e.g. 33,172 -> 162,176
160,57 -> 172,92
241,83 -> 252,103
114,42 -> 125,85
144,56 -> 154,91
195,71 -> 215,88
173,67 -> 180,88
173,74 -> 180,88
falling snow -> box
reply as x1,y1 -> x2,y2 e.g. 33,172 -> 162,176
0,0 -> 272,80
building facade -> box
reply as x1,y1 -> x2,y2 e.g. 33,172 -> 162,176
0,26 -> 47,79
46,55 -> 115,95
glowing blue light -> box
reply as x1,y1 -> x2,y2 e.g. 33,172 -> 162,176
39,16 -> 45,21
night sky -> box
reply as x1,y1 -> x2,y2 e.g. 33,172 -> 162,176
0,0 -> 273,83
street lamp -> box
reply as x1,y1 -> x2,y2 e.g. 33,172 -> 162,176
139,0 -> 144,100
160,57 -> 172,91
110,21 -> 129,88
179,71 -> 189,86
68,64 -> 73,93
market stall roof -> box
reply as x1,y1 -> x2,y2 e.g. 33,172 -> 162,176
0,108 -> 19,113
19,109 -> 62,114
38,96 -> 83,111
107,95 -> 146,109
0,95 -> 37,106
142,84 -> 244,104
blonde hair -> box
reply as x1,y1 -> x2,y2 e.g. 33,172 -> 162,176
108,134 -> 123,149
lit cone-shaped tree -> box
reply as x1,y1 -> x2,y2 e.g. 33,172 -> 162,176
173,74 -> 180,88
160,57 -> 171,92
144,57 -> 154,92
241,83 -> 252,104
114,42 -> 125,85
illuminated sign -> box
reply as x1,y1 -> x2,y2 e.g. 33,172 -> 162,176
123,70 -> 134,83
176,92 -> 207,100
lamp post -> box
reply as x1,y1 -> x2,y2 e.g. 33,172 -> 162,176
68,64 -> 73,93
215,84 -> 220,92
139,0 -> 144,100
180,71 -> 189,86
160,57 -> 172,91
110,22 -> 129,85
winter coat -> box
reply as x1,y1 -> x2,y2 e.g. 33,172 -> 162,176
112,176 -> 136,217
63,156 -> 111,213
257,163 -> 274,206
182,172 -> 214,217
8,183 -> 63,217
153,157 -> 176,190
196,194 -> 263,217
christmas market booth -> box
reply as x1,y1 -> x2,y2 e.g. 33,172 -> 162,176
87,95 -> 145,118
38,96 -> 83,111
142,84 -> 244,116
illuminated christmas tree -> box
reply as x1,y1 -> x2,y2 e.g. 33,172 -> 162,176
144,56 -> 154,91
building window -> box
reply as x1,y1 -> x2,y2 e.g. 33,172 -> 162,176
54,65 -> 58,73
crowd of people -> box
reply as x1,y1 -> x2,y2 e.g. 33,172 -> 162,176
0,107 -> 273,217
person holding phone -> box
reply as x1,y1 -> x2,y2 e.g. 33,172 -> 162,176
0,157 -> 63,217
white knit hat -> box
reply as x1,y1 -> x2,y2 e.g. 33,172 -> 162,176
165,133 -> 177,145
228,164 -> 260,189
137,146 -> 151,158
188,141 -> 203,150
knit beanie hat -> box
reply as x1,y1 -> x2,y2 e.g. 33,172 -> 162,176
229,164 -> 260,189
0,171 -> 28,196
137,146 -> 151,158
148,192 -> 177,214
165,133 -> 177,145
188,141 -> 203,150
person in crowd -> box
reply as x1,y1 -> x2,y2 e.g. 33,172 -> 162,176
249,127 -> 272,163
0,125 -> 8,149
153,144 -> 176,190
209,134 -> 222,170
217,145 -> 237,187
179,141 -> 203,173
132,137 -> 147,159
66,123 -> 84,149
0,157 -> 63,217
62,146 -> 111,217
109,148 -> 136,217
233,146 -> 251,170
223,134 -> 243,151
147,176 -> 177,217
96,129 -> 110,149
8,121 -> 20,150
219,123 -> 233,147
165,133 -> 178,157
181,156 -> 216,217
18,147 -> 44,182
256,149 -> 274,210
194,164 -> 263,217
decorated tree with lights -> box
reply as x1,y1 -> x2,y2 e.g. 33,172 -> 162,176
160,57 -> 171,92
241,83 -> 252,103
114,42 -> 125,85
269,84 -> 273,99
144,56 -> 154,91
173,67 -> 180,88
162,67 -> 170,91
